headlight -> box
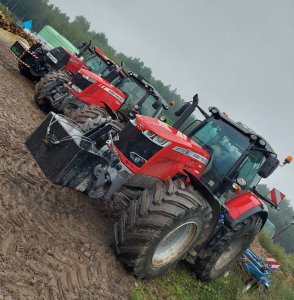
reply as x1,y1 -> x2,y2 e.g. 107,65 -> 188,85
46,52 -> 58,64
81,74 -> 96,83
159,115 -> 166,122
146,130 -> 156,138
71,84 -> 82,93
143,130 -> 171,147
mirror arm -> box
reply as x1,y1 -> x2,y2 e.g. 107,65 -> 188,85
251,147 -> 277,157
197,105 -> 209,118
252,186 -> 278,209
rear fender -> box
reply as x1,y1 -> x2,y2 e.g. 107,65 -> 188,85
225,192 -> 268,227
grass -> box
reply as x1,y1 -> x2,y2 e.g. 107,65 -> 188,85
258,232 -> 294,274
131,264 -> 250,300
131,235 -> 294,300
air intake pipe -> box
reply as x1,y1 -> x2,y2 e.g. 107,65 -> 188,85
77,40 -> 92,58
173,94 -> 199,130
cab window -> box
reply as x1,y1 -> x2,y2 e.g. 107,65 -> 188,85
83,54 -> 108,75
234,150 -> 266,188
139,95 -> 161,117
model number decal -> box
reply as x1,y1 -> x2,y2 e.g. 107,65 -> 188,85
98,84 -> 125,103
173,146 -> 208,164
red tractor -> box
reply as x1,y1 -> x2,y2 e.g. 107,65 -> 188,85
10,39 -> 114,82
26,94 -> 291,280
34,67 -> 169,131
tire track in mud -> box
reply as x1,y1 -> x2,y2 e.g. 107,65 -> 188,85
0,32 -> 133,299
0,135 -> 131,300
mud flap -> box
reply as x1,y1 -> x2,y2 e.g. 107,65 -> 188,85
26,112 -> 109,188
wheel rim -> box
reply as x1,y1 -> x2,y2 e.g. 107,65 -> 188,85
214,235 -> 247,270
152,222 -> 197,267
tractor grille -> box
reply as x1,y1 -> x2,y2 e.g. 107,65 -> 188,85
46,47 -> 70,70
114,122 -> 161,168
70,72 -> 93,92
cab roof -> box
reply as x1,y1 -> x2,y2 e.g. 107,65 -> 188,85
209,107 -> 275,154
128,72 -> 169,110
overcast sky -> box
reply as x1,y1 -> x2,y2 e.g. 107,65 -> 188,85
48,0 -> 294,205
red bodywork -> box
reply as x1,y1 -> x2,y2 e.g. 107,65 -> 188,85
93,47 -> 109,61
226,192 -> 264,220
115,115 -> 210,180
62,51 -> 90,75
114,115 -> 267,223
68,69 -> 126,112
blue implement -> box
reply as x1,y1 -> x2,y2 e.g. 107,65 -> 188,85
242,248 -> 277,289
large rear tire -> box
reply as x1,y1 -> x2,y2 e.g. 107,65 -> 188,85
114,179 -> 212,279
34,71 -> 71,112
193,215 -> 262,281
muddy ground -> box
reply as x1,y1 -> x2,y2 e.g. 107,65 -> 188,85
0,29 -> 133,300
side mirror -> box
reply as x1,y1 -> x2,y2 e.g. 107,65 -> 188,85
77,41 -> 87,49
152,99 -> 162,110
258,156 -> 279,178
193,94 -> 199,106
175,103 -> 189,116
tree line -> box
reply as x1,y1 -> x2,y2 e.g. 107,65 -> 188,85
0,0 -> 187,120
257,184 -> 294,253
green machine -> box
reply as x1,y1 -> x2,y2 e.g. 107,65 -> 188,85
38,25 -> 79,54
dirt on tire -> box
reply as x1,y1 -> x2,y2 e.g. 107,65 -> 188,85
0,30 -> 133,300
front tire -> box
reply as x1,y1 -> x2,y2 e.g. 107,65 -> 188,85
18,60 -> 41,82
69,105 -> 113,132
194,215 -> 262,281
114,179 -> 212,279
18,62 -> 31,78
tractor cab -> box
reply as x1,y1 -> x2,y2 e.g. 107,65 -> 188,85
78,52 -> 109,75
63,69 -> 168,120
186,108 -> 278,202
82,47 -> 124,77
114,72 -> 169,121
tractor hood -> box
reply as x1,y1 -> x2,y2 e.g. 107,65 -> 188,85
69,68 -> 126,107
135,115 -> 210,161
78,68 -> 119,89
